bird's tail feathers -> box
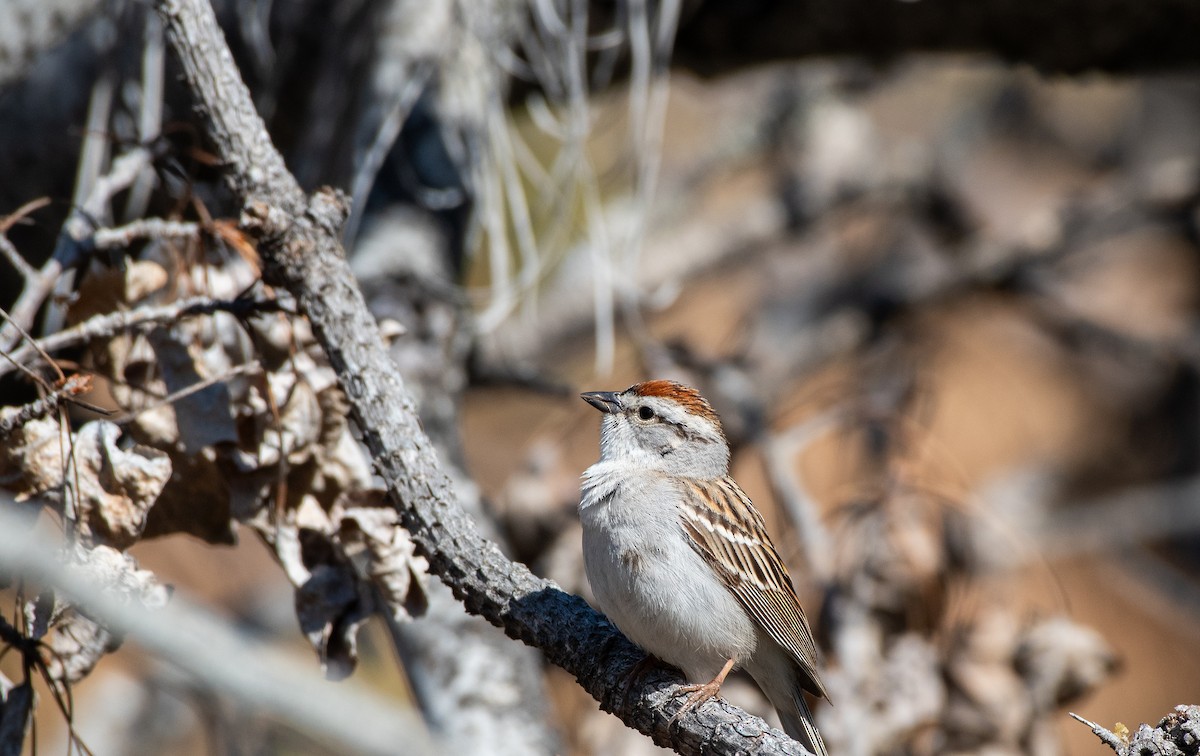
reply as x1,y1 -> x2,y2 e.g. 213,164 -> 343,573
776,693 -> 828,756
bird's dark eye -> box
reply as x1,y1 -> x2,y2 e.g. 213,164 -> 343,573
638,406 -> 655,421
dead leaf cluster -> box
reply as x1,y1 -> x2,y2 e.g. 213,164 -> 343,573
2,211 -> 430,696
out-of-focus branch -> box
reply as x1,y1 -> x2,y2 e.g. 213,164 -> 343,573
762,414 -> 839,582
0,503 -> 434,756
122,10 -> 165,223
0,0 -> 103,87
1041,476 -> 1200,557
91,218 -> 198,250
154,0 -> 810,752
0,149 -> 150,352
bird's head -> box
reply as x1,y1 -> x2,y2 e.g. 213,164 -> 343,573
581,380 -> 729,478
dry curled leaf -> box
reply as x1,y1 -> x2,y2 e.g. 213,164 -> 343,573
1113,722 -> 1130,742
0,418 -> 171,549
340,503 -> 430,624
307,501 -> 429,677
251,489 -> 429,678
147,322 -> 240,453
37,608 -> 119,684
295,559 -> 373,681
41,239 -> 425,681
24,545 -> 169,684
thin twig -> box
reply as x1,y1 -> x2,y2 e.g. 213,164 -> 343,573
0,303 -> 66,386
0,197 -> 54,281
343,63 -> 431,249
0,375 -> 93,439
90,218 -> 199,250
0,295 -> 278,379
0,235 -> 35,280
0,197 -> 52,235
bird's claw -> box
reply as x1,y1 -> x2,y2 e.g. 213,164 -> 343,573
668,679 -> 722,725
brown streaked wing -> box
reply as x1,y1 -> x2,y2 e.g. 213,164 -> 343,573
678,476 -> 827,698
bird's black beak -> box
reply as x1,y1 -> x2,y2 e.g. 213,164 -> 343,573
581,391 -> 621,414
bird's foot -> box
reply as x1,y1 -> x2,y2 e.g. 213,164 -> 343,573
668,658 -> 736,725
670,679 -> 722,719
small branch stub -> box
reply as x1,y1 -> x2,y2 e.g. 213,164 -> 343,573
1072,706 -> 1200,755
1070,712 -> 1128,751
240,200 -> 292,241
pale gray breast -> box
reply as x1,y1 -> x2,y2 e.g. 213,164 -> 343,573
580,473 -> 759,679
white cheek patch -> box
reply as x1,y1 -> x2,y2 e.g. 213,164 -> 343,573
658,434 -> 682,456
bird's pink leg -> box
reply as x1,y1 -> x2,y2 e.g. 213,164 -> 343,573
670,658 -> 736,721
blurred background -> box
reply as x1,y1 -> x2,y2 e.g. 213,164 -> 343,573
2,1 -> 1200,754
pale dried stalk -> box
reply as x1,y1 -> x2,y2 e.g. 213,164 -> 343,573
0,503 -> 435,756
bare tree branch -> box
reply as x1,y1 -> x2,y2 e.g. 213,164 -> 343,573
154,0 -> 811,752
0,294 -> 265,379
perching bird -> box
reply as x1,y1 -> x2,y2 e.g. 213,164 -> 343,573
579,379 -> 828,756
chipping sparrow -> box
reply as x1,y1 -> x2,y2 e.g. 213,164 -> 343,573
580,380 -> 829,756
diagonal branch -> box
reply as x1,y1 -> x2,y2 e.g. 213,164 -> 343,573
154,0 -> 810,753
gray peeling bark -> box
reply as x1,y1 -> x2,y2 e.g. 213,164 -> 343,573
154,0 -> 808,753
